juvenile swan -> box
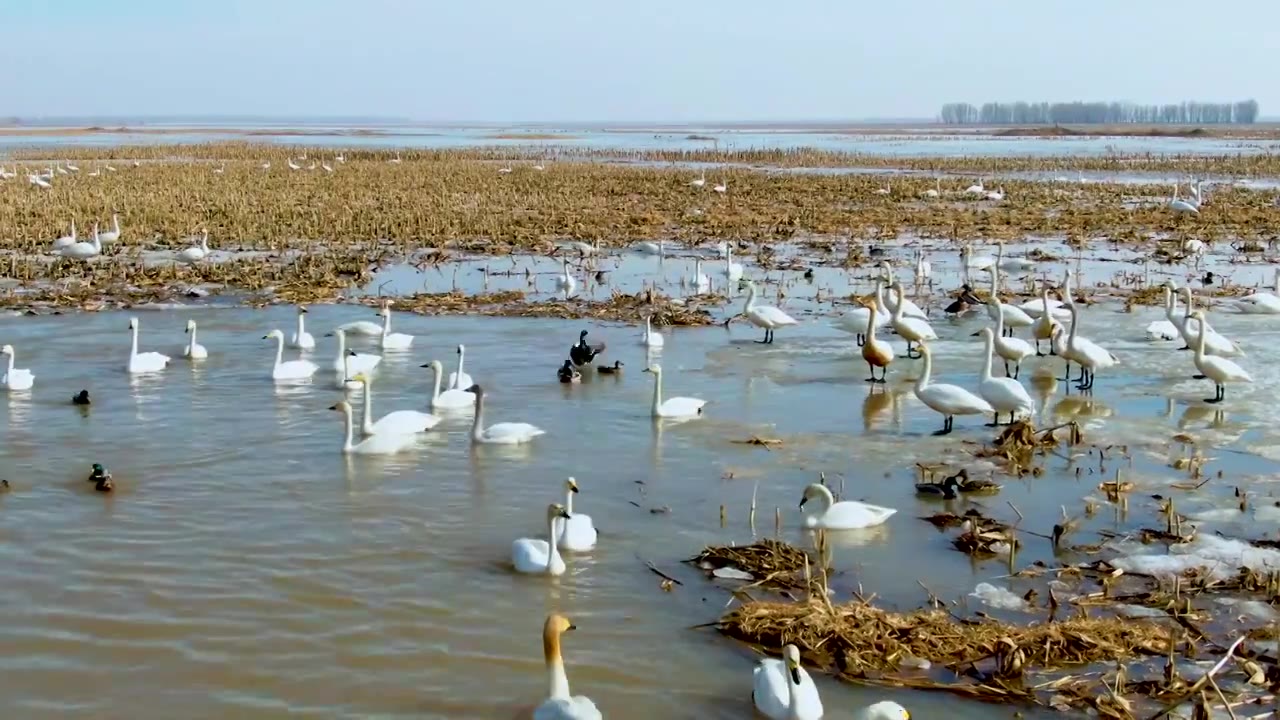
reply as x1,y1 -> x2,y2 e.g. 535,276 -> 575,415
513,503 -> 572,575
798,483 -> 896,530
532,614 -> 602,720
752,644 -> 823,720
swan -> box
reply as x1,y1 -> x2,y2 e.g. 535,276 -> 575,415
858,702 -> 911,720
1191,311 -> 1251,404
532,614 -> 602,720
752,644 -> 823,720
1145,286 -> 1181,341
466,384 -> 545,444
640,314 -> 665,348
333,311 -> 384,337
1063,297 -> 1119,391
51,219 -> 77,251
555,259 -> 577,298
0,345 -> 35,390
1177,288 -> 1243,357
512,503 -> 572,575
290,306 -> 315,350
914,250 -> 932,284
713,179 -> 727,193
643,364 -> 706,418
263,329 -> 319,380
29,174 -> 52,189
98,213 -> 122,243
890,282 -> 937,358
1031,289 -> 1064,355
986,300 -> 1034,377
126,317 -> 171,374
798,483 -> 896,530
985,186 -> 1005,202
873,181 -> 891,196
860,299 -> 896,383
183,320 -> 209,359
328,401 -> 420,455
422,360 -> 476,411
1017,290 -> 1071,320
688,171 -> 706,188
447,344 -> 475,389
557,478 -> 597,552
58,227 -> 102,260
1232,268 -> 1280,314
877,262 -> 928,319
961,245 -> 995,270
965,178 -> 985,195
690,259 -> 710,293
327,328 -> 382,376
994,241 -> 1035,273
977,328 -> 1034,425
981,267 -> 1034,335
1168,183 -> 1199,215
376,305 -> 414,350
738,279 -> 798,343
912,342 -> 993,434
922,177 -> 942,198
177,230 -> 209,264
633,240 -> 664,255
834,283 -> 892,346
723,245 -> 744,284
351,372 -> 440,435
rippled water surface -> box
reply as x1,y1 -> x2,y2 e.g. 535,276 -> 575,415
4,245 -> 1280,717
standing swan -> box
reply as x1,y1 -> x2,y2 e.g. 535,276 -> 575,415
290,306 -> 315,350
977,328 -> 1034,426
376,305 -> 414,350
513,504 -> 573,575
421,360 -> 476,411
328,401 -> 421,455
183,320 -> 209,359
465,384 -> 546,444
986,300 -> 1034,377
737,279 -> 798,343
912,343 -> 992,435
263,329 -> 318,380
448,344 -> 474,389
126,317 -> 171,374
532,614 -> 602,720
752,644 -> 823,720
1191,311 -> 1251,404
351,372 -> 440,435
890,282 -> 937,358
1063,295 -> 1119,391
0,345 -> 35,390
860,299 -> 895,383
557,478 -> 598,552
555,259 -> 577,298
642,364 -> 706,418
798,483 -> 896,530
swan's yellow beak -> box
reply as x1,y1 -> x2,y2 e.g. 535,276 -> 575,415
352,373 -> 368,383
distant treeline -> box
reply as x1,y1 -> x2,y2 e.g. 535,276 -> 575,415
939,100 -> 1260,125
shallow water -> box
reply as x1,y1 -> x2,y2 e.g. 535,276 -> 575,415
4,238 -> 1280,718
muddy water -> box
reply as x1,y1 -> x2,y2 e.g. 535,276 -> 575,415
2,243 -> 1279,718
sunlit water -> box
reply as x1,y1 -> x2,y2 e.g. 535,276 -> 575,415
4,240 -> 1280,717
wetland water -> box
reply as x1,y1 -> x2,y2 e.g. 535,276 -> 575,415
3,245 -> 1280,718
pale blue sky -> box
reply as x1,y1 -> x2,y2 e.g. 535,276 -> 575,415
2,0 -> 1275,121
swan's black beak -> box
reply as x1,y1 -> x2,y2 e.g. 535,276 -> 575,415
570,485 -> 579,494
327,404 -> 339,411
261,335 -> 270,340
566,623 -> 577,632
300,307 -> 308,314
798,497 -> 808,509
323,332 -> 333,337
558,509 -> 571,519
789,666 -> 802,685
348,350 -> 357,356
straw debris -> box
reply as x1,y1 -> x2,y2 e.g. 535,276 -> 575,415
687,539 -> 816,590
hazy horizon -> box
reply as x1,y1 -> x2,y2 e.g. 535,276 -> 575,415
2,0 -> 1275,121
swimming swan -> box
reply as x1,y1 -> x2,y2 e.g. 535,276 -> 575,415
532,614 -> 602,720
513,503 -> 572,575
977,328 -> 1034,426
352,372 -> 440,436
327,328 -> 382,376
858,701 -> 911,720
126,317 -> 171,374
738,279 -> 798,343
376,305 -> 414,350
798,483 -> 896,530
183,319 -> 208,359
263,329 -> 318,380
448,344 -> 474,389
912,342 -> 992,435
1191,310 -> 1251,404
328,400 -> 421,455
557,477 -> 597,552
1233,268 -> 1280,314
422,360 -> 476,411
290,306 -> 315,350
0,345 -> 34,390
752,644 -> 823,720
466,384 -> 546,444
640,314 -> 665,348
643,364 -> 706,418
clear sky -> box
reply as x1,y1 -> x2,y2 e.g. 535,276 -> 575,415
2,0 -> 1275,122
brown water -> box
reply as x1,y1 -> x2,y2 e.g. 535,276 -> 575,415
3,244 -> 1279,719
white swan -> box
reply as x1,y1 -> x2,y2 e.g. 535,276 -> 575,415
513,503 -> 572,575
422,360 -> 476,411
333,313 -> 383,337
986,300 -> 1034,377
263,329 -> 318,380
690,259 -> 710,293
912,342 -> 993,434
643,364 -> 706,418
352,372 -> 440,436
982,267 -> 1034,334
914,250 -> 932,283
890,282 -> 937,358
532,614 -> 602,720
183,319 -> 209,359
1017,290 -> 1071,320
922,177 -> 941,198
738,279 -> 798,343
834,282 -> 892,345
1,345 -> 35,390
1063,296 -> 1119,391
723,245 -> 744,284
177,230 -> 209,264
1030,289 -> 1065,355
640,314 -> 665,348
555,259 -> 577,298
1145,286 -> 1181,341
858,701 -> 911,720
965,178 -> 985,195
961,244 -> 995,270
327,328 -> 382,376
1177,287 -> 1243,357
1168,183 -> 1199,215
1232,268 -> 1280,314
752,644 -> 823,720
1191,311 -> 1251,404
557,478 -> 597,552
328,400 -> 420,455
376,305 -> 414,350
977,328 -> 1034,425
98,213 -> 122,244
58,227 -> 102,260
290,306 -> 315,350
51,219 -> 77,251
126,317 -> 171,374
448,344 -> 474,389
798,483 -> 896,530
878,262 -> 928,319
466,384 -> 546,444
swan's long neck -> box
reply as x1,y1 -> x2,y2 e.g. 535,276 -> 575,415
130,325 -> 140,358
188,325 -> 198,353
70,219 -> 76,238
565,488 -> 575,514
361,377 -> 375,433
1042,290 -> 1051,314
784,666 -> 802,720
546,514 -> 563,573
3,352 -> 13,374
725,246 -> 733,270
470,392 -> 486,441
296,312 -> 306,338
544,635 -> 570,699
650,370 -> 664,414
742,283 -> 756,313
981,334 -> 996,380
994,303 -> 1006,337
381,311 -> 392,336
1164,288 -> 1176,322
864,301 -> 877,338
1067,304 -> 1081,348
1194,314 -> 1208,362
892,287 -> 905,321
340,406 -> 356,452
915,350 -> 932,393
1182,289 -> 1194,321
645,316 -> 652,336
874,280 -> 887,312
989,265 -> 999,294
112,214 -> 120,234
812,486 -> 835,514
273,334 -> 284,369
431,365 -> 444,401
456,348 -> 466,377
334,331 -> 346,364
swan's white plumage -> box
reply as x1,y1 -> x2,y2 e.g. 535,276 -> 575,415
752,646 -> 823,720
329,328 -> 382,376
447,344 -> 474,389
353,372 -> 440,436
126,317 -> 171,374
557,478 -> 597,552
468,385 -> 545,444
643,364 -> 706,418
738,279 -> 798,337
264,329 -> 318,380
425,360 -> 476,411
290,307 -> 315,350
977,328 -> 1034,421
513,504 -> 570,575
183,319 -> 208,359
913,343 -> 993,421
640,315 -> 665,347
1,345 -> 34,390
329,401 -> 420,455
376,306 -> 414,350
799,483 -> 895,530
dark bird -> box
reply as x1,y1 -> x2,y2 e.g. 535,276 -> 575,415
944,284 -> 983,315
88,463 -> 114,493
568,330 -> 606,366
558,359 -> 581,383
915,474 -> 962,499
597,361 -> 624,375
72,390 -> 91,405
1201,271 -> 1215,286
